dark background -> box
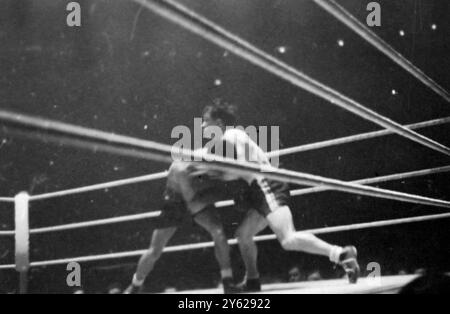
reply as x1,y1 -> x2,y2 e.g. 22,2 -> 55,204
0,0 -> 449,293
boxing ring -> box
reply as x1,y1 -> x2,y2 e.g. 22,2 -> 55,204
0,0 -> 449,294
168,275 -> 421,294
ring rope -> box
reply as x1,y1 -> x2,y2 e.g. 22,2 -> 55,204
268,117 -> 450,158
0,116 -> 447,206
0,230 -> 14,236
0,165 -> 445,236
0,212 -> 448,270
0,111 -> 449,209
289,165 -> 450,197
129,0 -> 450,156
7,116 -> 447,203
312,0 -> 450,103
0,197 -> 14,203
216,165 -> 450,207
28,171 -> 168,202
29,211 -> 162,234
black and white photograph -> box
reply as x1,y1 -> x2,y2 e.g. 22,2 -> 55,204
0,0 -> 449,297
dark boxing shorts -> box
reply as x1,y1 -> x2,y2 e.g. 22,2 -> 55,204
156,187 -> 189,228
235,178 -> 290,217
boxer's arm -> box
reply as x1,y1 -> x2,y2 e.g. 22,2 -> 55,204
188,130 -> 270,181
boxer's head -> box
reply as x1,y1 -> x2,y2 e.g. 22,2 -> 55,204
202,100 -> 237,131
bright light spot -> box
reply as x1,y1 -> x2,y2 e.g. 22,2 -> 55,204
144,125 -> 148,130
391,89 -> 398,95
214,79 -> 222,86
114,166 -> 120,171
399,30 -> 405,37
337,39 -> 345,47
431,24 -> 437,30
277,46 -> 287,54
49,161 -> 54,166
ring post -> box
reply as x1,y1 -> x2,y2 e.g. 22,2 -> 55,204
15,192 -> 30,294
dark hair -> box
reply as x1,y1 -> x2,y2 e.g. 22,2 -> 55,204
202,99 -> 238,126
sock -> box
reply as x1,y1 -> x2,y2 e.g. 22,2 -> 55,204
132,273 -> 145,287
329,246 -> 343,264
221,269 -> 233,280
